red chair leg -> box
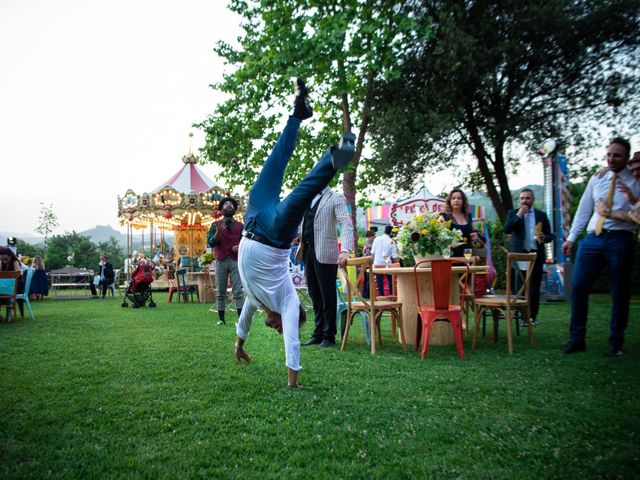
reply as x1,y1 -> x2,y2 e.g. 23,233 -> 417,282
421,316 -> 435,360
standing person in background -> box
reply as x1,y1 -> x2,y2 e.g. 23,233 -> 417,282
29,255 -> 48,300
298,186 -> 354,349
441,188 -> 484,257
561,137 -> 640,356
124,254 -> 133,279
503,188 -> 554,327
90,255 -> 115,300
207,196 -> 244,325
596,151 -> 640,226
371,225 -> 395,296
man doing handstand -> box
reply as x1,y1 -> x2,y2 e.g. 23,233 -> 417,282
234,78 -> 355,388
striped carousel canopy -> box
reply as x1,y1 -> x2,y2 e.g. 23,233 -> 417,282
151,152 -> 222,194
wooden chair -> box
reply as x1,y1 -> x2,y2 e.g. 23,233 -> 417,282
0,271 -> 22,322
336,268 -> 371,346
450,256 -> 478,334
413,259 -> 469,360
472,252 -> 537,354
340,256 -> 405,355
374,262 -> 401,337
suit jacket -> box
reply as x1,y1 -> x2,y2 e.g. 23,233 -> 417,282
297,189 -> 355,264
98,262 -> 115,285
503,208 -> 554,257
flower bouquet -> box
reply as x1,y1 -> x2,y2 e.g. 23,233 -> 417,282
197,252 -> 214,268
396,211 -> 463,263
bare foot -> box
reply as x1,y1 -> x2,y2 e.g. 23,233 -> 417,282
235,346 -> 251,364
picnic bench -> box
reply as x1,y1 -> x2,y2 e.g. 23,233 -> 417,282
49,268 -> 94,298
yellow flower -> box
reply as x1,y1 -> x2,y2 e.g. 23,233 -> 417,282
421,229 -> 427,235
392,227 -> 399,233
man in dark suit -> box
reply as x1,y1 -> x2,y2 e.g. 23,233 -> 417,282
90,254 -> 115,299
503,188 -> 554,326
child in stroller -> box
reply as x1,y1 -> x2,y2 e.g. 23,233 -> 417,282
122,260 -> 156,308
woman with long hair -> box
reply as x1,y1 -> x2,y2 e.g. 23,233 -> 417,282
0,246 -> 23,320
441,188 -> 484,257
30,255 -> 48,300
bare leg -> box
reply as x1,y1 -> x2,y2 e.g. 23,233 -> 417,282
288,368 -> 299,388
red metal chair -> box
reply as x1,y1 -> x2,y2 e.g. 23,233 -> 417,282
413,258 -> 469,360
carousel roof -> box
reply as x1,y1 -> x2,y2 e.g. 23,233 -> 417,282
152,152 -> 222,194
117,141 -> 243,230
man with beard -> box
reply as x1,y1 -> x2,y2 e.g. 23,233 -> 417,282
234,78 -> 355,388
561,138 -> 640,356
207,197 -> 244,325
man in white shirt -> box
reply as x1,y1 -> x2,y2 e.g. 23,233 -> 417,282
561,137 -> 640,356
371,225 -> 396,296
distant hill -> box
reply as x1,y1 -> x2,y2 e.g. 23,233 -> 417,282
1,225 -> 173,250
79,225 -> 127,245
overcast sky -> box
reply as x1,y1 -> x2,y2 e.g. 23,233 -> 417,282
0,0 -> 241,237
3,1 -> 635,240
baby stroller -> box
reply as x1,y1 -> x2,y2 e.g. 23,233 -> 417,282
122,262 -> 156,308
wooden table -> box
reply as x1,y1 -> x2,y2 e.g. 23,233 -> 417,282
187,272 -> 215,304
372,265 -> 488,346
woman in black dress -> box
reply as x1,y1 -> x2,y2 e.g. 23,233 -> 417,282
30,255 -> 48,300
440,188 -> 484,257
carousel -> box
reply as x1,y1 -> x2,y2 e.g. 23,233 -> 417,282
117,136 -> 243,267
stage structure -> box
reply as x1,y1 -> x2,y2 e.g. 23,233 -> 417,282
539,139 -> 572,300
117,138 -> 243,266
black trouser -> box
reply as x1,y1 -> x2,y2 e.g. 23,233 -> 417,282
304,245 -> 337,342
90,281 -> 111,298
529,253 -> 544,320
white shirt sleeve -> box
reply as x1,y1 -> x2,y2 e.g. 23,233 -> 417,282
567,176 -> 596,242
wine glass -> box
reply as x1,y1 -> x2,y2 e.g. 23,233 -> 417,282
463,248 -> 472,263
442,247 -> 452,259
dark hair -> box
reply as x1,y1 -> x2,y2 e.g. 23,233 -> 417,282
609,137 -> 631,156
218,196 -> 238,211
298,304 -> 306,327
365,230 -> 375,238
0,246 -> 19,269
384,225 -> 393,235
520,188 -> 535,200
444,188 -> 469,215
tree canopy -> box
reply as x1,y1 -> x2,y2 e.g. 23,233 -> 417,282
197,0 -> 429,238
370,0 -> 640,222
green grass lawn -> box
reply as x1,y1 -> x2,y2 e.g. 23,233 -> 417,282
1,294 -> 638,479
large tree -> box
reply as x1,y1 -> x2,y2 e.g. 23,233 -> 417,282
370,0 -> 640,222
197,0 -> 428,239
46,232 -> 98,271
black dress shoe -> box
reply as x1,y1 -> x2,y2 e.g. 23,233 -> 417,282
317,339 -> 335,349
561,342 -> 586,354
606,346 -> 624,357
331,131 -> 356,170
293,78 -> 313,120
303,337 -> 322,346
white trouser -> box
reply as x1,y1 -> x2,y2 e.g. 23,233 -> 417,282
236,237 -> 301,371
